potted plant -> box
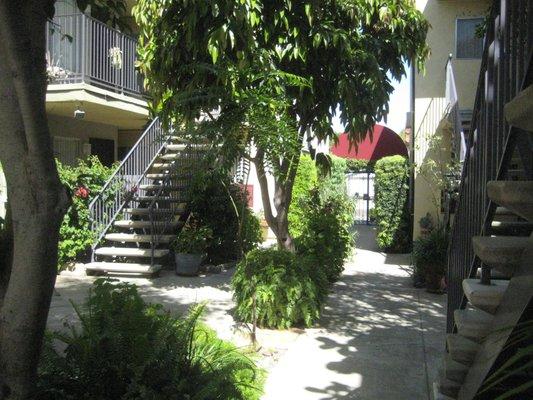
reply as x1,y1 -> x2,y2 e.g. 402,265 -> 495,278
412,228 -> 448,293
418,212 -> 434,237
172,218 -> 212,276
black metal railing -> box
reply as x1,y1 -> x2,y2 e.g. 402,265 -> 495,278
446,0 -> 533,332
46,13 -> 143,96
88,117 -> 169,252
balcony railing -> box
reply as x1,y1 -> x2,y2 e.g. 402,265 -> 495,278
46,13 -> 144,97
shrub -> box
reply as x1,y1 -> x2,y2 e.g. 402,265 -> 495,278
288,154 -> 317,238
37,279 -> 264,400
57,157 -> 116,270
171,217 -> 213,254
187,170 -> 261,264
318,155 -> 347,199
232,248 -> 324,329
373,155 -> 411,252
346,158 -> 374,173
412,227 -> 448,277
296,189 -> 355,283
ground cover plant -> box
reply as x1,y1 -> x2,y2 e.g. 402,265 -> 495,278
373,155 -> 411,252
37,279 -> 264,400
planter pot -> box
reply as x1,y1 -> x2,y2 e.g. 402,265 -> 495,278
175,253 -> 203,276
425,272 -> 443,293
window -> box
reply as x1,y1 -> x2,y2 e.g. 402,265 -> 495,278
456,18 -> 484,59
53,136 -> 83,166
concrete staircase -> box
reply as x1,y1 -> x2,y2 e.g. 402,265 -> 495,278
85,138 -> 207,277
433,179 -> 533,399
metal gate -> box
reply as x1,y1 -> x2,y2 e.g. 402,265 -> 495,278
346,172 -> 375,225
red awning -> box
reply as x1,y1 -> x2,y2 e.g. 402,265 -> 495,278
331,124 -> 408,161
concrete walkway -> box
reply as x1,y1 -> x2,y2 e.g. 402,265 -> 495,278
262,226 -> 446,400
48,225 -> 446,399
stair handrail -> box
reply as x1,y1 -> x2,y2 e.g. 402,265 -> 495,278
89,117 -> 171,253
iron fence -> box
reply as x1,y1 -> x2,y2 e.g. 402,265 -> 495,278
446,0 -> 533,332
46,13 -> 143,96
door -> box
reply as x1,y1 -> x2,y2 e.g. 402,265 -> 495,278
346,172 -> 375,225
89,138 -> 115,167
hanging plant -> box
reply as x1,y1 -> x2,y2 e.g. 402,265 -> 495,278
108,46 -> 123,69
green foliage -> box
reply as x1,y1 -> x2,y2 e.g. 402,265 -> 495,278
172,217 -> 213,255
373,155 -> 411,252
57,157 -> 116,270
412,228 -> 448,277
37,279 -> 264,400
232,248 -> 324,329
319,155 -> 348,199
288,154 -> 317,238
187,170 -> 261,264
133,0 -> 429,141
346,158 -> 374,173
296,189 -> 355,283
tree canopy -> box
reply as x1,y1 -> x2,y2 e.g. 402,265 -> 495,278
134,0 -> 428,142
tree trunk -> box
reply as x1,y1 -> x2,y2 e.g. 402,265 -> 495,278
253,148 -> 300,252
0,1 -> 70,398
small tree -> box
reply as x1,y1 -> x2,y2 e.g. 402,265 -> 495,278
134,0 -> 429,250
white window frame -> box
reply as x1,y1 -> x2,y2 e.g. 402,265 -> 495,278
455,17 -> 485,60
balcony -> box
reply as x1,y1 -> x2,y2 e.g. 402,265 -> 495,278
46,13 -> 144,98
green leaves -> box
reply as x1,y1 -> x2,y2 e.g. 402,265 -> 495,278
374,155 -> 411,252
134,0 -> 429,140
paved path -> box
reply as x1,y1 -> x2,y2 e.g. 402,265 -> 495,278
49,226 -> 446,399
262,226 -> 446,400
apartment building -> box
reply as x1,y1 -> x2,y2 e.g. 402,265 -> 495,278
413,0 -> 490,238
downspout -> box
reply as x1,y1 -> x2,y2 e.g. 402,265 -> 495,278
408,62 -> 416,242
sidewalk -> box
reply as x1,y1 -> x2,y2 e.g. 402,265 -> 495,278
261,226 -> 446,399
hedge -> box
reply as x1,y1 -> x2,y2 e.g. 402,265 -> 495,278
373,155 -> 411,252
288,154 -> 317,238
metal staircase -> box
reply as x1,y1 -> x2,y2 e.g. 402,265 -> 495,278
86,118 -> 207,277
433,2 -> 533,398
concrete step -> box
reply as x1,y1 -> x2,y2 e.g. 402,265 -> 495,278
454,308 -> 493,342
472,236 -> 528,270
105,233 -> 175,243
124,208 -> 179,216
151,162 -> 176,171
433,381 -> 457,400
475,267 -> 512,280
165,143 -> 211,151
135,196 -> 185,203
85,262 -> 161,276
444,354 -> 469,383
114,219 -> 183,230
487,181 -> 533,222
489,220 -> 533,236
504,83 -> 533,131
139,184 -> 185,192
146,173 -> 192,180
95,247 -> 169,258
446,334 -> 480,366
462,279 -> 509,314
437,370 -> 461,398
